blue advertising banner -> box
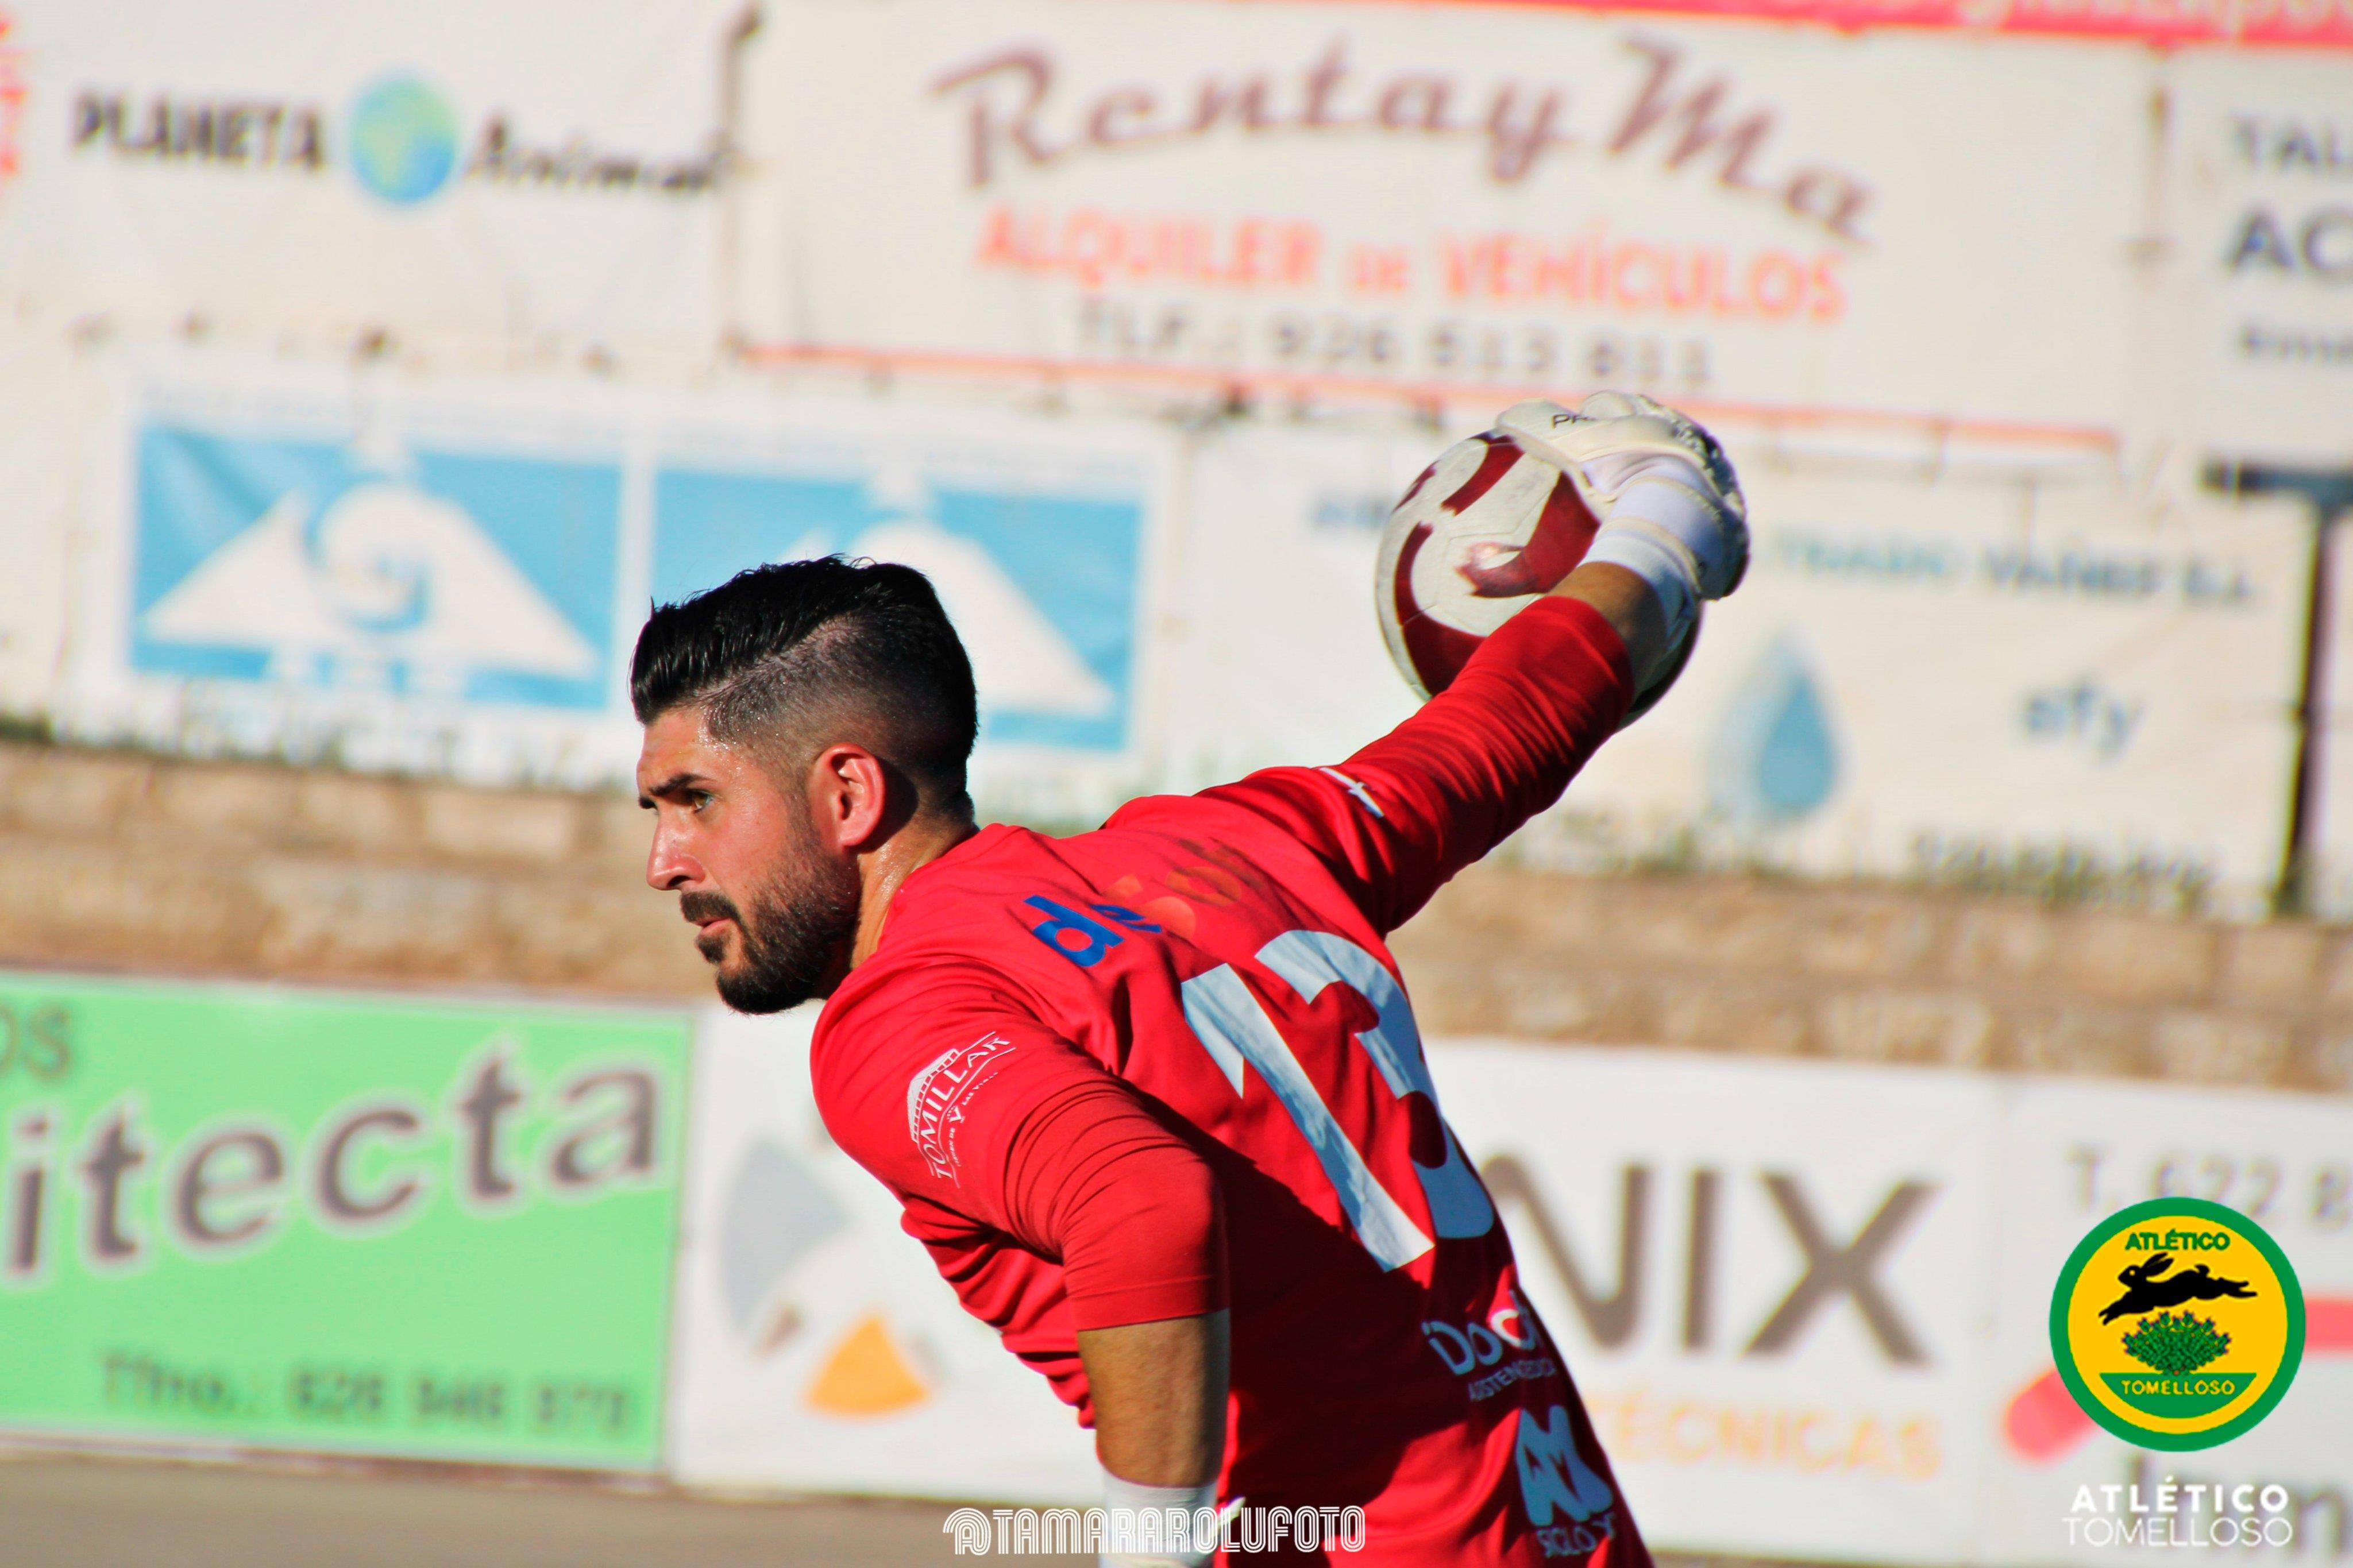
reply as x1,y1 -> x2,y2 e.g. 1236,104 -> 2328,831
63,360 -> 1171,791
651,454 -> 1147,755
133,425 -> 621,712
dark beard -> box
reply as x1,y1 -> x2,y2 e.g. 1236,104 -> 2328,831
681,860 -> 859,1014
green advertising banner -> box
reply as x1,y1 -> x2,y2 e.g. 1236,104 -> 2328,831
0,972 -> 691,1470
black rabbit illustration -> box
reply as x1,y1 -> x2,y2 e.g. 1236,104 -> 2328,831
2099,1253 -> 2258,1324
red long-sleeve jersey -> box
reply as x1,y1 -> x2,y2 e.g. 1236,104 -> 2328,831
812,597 -> 1649,1566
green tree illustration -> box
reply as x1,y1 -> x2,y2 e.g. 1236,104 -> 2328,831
2120,1311 -> 2233,1374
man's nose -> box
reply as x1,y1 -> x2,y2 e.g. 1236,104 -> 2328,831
646,824 -> 704,893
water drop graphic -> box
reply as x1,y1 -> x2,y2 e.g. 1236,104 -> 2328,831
1708,633 -> 1839,825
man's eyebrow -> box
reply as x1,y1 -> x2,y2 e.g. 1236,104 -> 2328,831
639,771 -> 711,806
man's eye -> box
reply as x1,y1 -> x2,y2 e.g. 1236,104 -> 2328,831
690,791 -> 713,812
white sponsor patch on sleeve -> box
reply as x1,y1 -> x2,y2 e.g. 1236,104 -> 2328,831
906,1033 -> 1016,1183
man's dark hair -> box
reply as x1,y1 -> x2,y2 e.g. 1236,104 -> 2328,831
631,557 -> 979,816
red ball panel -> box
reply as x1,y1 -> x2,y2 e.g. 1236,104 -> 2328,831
1388,519 -> 1487,698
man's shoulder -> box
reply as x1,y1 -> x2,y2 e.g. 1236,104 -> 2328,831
1106,772 -> 1385,888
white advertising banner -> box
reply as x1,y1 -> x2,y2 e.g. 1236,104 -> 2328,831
668,1024 -> 2352,1562
0,0 -> 739,352
669,1005 -> 1098,1503
2165,51 -> 2353,468
2310,532 -> 2353,920
1534,467 -> 2313,915
1159,419 -> 1422,789
1980,1077 -> 2353,1564
1438,1044 -> 2003,1565
1438,1045 -> 2353,1565
744,0 -> 2151,457
0,328 -> 86,720
57,353 -> 1174,797
1165,433 -> 2312,913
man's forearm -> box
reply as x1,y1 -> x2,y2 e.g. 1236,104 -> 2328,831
1077,1309 -> 1230,1486
1552,561 -> 1671,690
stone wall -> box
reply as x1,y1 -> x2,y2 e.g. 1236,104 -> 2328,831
4,740 -> 2349,1094
0,743 -> 700,998
1395,872 -> 2353,1092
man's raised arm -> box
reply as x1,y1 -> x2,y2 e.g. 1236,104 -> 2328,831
1194,395 -> 1748,936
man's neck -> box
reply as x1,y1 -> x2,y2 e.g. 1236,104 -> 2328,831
850,810 -> 980,968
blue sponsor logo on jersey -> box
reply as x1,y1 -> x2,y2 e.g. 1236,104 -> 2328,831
1023,896 -> 1160,967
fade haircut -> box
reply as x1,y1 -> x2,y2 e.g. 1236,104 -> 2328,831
630,557 -> 979,816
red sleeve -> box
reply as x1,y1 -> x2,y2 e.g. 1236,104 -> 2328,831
815,963 -> 1228,1330
1004,1082 -> 1226,1330
1189,594 -> 1632,934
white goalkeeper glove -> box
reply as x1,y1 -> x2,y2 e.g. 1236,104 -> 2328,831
1495,392 -> 1749,655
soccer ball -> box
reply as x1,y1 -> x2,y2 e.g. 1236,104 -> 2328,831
1374,418 -> 1699,723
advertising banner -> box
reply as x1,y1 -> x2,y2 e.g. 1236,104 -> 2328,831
1439,1043 -> 2002,1565
0,328 -> 85,722
1159,419 -> 1424,788
645,394 -> 1176,823
743,0 -> 2150,458
0,971 -> 691,1469
2308,533 -> 2353,921
1533,468 -> 2313,915
60,359 -> 646,786
1163,435 -> 2313,914
1441,1045 -> 2353,1565
0,10 -> 22,252
668,1005 -> 1097,1503
1495,0 -> 2353,49
2163,51 -> 2353,468
0,0 -> 740,351
1981,1078 -> 2353,1563
57,355 -> 1172,800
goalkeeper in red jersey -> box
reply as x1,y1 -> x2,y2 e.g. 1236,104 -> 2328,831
632,395 -> 1748,1566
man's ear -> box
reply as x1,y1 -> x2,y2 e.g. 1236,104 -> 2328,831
807,743 -> 894,852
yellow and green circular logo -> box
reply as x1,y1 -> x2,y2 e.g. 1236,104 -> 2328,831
2051,1198 -> 2304,1451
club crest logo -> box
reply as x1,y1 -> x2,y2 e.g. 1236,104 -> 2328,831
2050,1198 -> 2304,1450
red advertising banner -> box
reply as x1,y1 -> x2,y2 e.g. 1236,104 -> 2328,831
1384,0 -> 2353,52
0,12 -> 25,185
